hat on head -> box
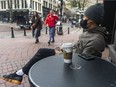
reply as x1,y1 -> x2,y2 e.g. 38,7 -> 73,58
84,3 -> 104,24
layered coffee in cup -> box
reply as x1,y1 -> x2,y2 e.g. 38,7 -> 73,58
62,43 -> 73,63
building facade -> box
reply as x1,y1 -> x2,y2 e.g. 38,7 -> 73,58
0,0 -> 57,22
42,0 -> 57,19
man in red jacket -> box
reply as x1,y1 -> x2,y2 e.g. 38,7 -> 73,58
44,10 -> 59,45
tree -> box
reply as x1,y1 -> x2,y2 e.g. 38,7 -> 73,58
71,0 -> 77,7
67,0 -> 90,10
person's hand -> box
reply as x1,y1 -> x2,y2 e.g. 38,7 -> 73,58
55,47 -> 61,51
42,24 -> 46,29
55,47 -> 63,54
31,23 -> 36,30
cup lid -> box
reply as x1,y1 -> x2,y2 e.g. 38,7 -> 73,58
62,43 -> 73,48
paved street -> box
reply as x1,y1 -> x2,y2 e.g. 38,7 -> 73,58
0,23 -> 109,87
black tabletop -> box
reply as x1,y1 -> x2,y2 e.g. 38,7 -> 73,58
29,53 -> 116,87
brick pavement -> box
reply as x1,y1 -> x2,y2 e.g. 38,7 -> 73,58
0,26 -> 109,87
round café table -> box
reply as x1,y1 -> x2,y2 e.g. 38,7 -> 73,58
29,53 -> 116,87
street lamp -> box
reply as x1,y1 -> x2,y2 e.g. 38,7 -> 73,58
7,0 -> 13,23
60,0 -> 63,20
57,0 -> 63,35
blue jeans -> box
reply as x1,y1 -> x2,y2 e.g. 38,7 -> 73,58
34,28 -> 41,39
49,27 -> 55,42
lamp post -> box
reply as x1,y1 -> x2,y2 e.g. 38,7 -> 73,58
60,0 -> 63,20
9,7 -> 13,23
7,0 -> 13,23
57,0 -> 63,35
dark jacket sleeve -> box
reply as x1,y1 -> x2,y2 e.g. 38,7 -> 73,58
82,37 -> 106,57
82,46 -> 102,57
36,18 -> 42,30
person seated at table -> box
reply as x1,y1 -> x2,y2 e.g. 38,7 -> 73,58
2,3 -> 107,85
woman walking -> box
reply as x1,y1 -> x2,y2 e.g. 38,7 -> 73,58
31,12 -> 42,43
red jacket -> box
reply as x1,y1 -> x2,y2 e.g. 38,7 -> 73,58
44,14 -> 59,27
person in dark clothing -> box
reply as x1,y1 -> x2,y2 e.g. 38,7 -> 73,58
31,11 -> 42,43
2,3 -> 107,85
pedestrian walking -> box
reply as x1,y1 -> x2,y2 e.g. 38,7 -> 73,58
43,10 -> 59,45
31,11 -> 42,44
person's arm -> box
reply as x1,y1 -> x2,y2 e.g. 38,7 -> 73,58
55,15 -> 59,21
82,46 -> 101,56
36,18 -> 42,30
82,39 -> 105,57
73,41 -> 82,54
